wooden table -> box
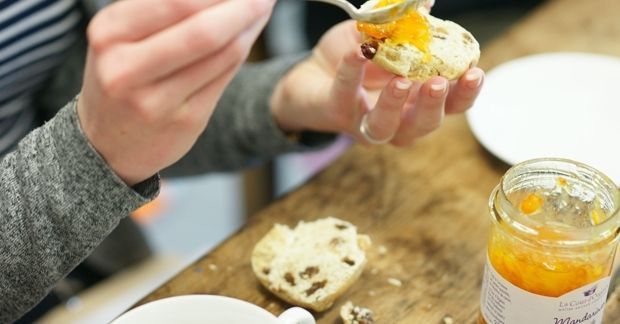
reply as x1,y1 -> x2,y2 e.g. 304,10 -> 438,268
135,0 -> 620,322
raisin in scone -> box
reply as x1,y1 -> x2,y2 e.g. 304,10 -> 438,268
357,0 -> 480,81
251,217 -> 371,312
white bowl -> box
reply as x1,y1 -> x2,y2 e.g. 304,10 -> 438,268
111,295 -> 315,324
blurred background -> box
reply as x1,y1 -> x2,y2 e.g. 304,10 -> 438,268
39,0 -> 544,323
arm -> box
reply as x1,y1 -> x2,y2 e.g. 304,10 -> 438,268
0,100 -> 158,323
37,42 -> 335,178
0,0 -> 275,320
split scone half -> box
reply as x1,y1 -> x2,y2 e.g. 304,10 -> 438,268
251,217 -> 371,312
358,0 -> 480,81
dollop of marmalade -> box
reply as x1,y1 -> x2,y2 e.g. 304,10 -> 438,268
356,0 -> 431,53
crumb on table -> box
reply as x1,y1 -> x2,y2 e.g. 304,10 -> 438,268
387,278 -> 402,287
340,301 -> 375,324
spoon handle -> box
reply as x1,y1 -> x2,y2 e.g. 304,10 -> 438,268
306,0 -> 360,20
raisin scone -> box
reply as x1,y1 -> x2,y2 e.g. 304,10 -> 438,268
251,217 -> 372,312
340,301 -> 375,324
357,0 -> 480,81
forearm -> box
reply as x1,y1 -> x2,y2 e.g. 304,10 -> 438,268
164,54 -> 336,177
0,98 -> 159,322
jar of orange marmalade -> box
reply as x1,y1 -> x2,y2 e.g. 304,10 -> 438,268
479,158 -> 620,324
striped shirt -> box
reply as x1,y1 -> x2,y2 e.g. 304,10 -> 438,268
0,0 -> 82,155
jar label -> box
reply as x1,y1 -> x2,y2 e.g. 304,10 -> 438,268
480,255 -> 610,324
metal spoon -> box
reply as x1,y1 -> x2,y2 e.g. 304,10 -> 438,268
308,0 -> 425,24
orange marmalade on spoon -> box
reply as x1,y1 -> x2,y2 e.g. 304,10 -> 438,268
356,0 -> 431,53
479,159 -> 620,324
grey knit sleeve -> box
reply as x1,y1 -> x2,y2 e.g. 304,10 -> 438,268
0,98 -> 159,323
163,54 -> 337,177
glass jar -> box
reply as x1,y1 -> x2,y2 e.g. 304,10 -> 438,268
479,158 -> 620,324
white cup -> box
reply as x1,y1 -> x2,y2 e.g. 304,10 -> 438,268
111,295 -> 315,324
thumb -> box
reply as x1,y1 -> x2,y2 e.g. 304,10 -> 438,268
330,51 -> 367,102
426,0 -> 435,9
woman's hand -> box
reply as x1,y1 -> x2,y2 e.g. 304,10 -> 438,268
270,20 -> 484,146
78,0 -> 275,185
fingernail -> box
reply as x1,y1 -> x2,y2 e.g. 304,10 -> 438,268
430,80 -> 447,98
395,79 -> 412,90
348,52 -> 366,65
465,69 -> 483,89
393,79 -> 412,98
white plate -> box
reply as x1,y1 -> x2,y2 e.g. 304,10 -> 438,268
467,52 -> 620,184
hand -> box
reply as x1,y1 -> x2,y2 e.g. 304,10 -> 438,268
78,0 -> 275,185
270,20 -> 484,147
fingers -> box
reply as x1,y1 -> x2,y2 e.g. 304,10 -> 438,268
392,77 -> 448,146
361,77 -> 413,142
178,15 -> 271,124
314,20 -> 392,89
330,51 -> 367,109
131,39 -> 242,119
386,69 -> 484,146
142,16 -> 269,111
182,62 -> 241,127
425,0 -> 436,10
88,0 -> 222,48
363,62 -> 397,89
445,67 -> 484,114
78,0 -> 274,186
95,0 -> 274,92
313,20 -> 362,74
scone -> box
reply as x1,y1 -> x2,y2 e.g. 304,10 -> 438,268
357,0 -> 480,81
340,301 -> 375,324
251,217 -> 371,312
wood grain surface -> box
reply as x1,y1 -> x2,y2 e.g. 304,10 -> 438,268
135,0 -> 620,322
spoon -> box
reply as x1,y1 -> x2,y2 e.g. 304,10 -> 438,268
308,0 -> 425,24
